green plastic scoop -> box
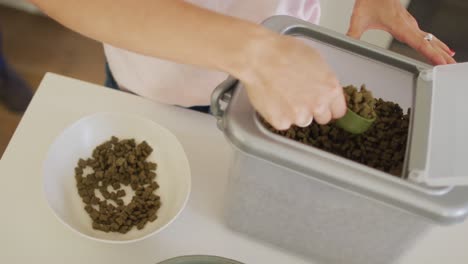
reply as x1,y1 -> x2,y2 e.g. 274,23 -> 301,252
335,108 -> 376,134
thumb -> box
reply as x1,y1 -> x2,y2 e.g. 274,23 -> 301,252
347,16 -> 366,39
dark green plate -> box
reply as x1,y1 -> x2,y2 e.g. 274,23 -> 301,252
158,255 -> 244,264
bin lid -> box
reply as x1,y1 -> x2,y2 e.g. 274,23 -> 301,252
408,62 -> 468,187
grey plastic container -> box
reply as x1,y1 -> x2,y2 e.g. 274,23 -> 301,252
211,16 -> 468,264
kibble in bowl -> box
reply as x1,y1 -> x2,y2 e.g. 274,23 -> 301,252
43,112 -> 191,243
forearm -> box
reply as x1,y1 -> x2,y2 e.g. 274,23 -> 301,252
29,0 -> 273,76
29,0 -> 347,130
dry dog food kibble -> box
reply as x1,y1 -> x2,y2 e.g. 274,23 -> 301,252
262,86 -> 410,177
74,136 -> 161,233
344,85 -> 377,119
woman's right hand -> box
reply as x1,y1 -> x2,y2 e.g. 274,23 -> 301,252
236,33 -> 347,130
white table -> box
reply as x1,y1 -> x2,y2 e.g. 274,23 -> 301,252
0,73 -> 466,264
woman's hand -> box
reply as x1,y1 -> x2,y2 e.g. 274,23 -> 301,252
348,0 -> 456,65
236,34 -> 347,130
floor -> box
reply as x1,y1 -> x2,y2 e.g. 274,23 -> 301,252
0,6 -> 105,157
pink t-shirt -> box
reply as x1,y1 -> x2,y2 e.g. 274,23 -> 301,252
104,0 -> 320,107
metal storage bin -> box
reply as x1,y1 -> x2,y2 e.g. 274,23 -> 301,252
211,16 -> 468,264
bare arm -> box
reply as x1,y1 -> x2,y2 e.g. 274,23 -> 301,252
29,0 -> 269,77
29,0 -> 347,130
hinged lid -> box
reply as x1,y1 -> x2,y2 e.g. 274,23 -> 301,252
408,62 -> 468,186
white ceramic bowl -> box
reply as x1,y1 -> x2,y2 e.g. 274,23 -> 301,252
43,112 -> 191,243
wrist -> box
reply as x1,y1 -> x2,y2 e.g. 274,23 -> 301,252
217,23 -> 280,84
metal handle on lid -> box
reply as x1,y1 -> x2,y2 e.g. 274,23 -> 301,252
210,77 -> 238,130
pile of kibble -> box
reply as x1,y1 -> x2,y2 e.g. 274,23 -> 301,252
343,85 -> 377,119
262,90 -> 410,177
74,136 -> 161,233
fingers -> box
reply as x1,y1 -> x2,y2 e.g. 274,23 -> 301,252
347,15 -> 366,39
347,24 -> 365,39
260,95 -> 344,130
422,42 -> 447,65
433,42 -> 456,64
330,94 -> 347,119
404,11 -> 454,57
294,107 -> 313,128
421,36 -> 456,65
263,111 -> 291,131
393,27 -> 450,65
313,106 -> 332,125
347,2 -> 455,65
284,88 -> 346,129
261,101 -> 292,131
432,37 -> 456,63
296,116 -> 313,128
347,2 -> 371,39
434,37 -> 452,55
242,34 -> 347,131
390,19 -> 456,65
307,82 -> 345,125
420,32 -> 456,64
249,91 -> 292,131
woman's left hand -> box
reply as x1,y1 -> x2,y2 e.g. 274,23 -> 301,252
347,0 -> 456,65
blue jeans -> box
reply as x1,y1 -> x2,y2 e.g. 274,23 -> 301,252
104,63 -> 211,114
